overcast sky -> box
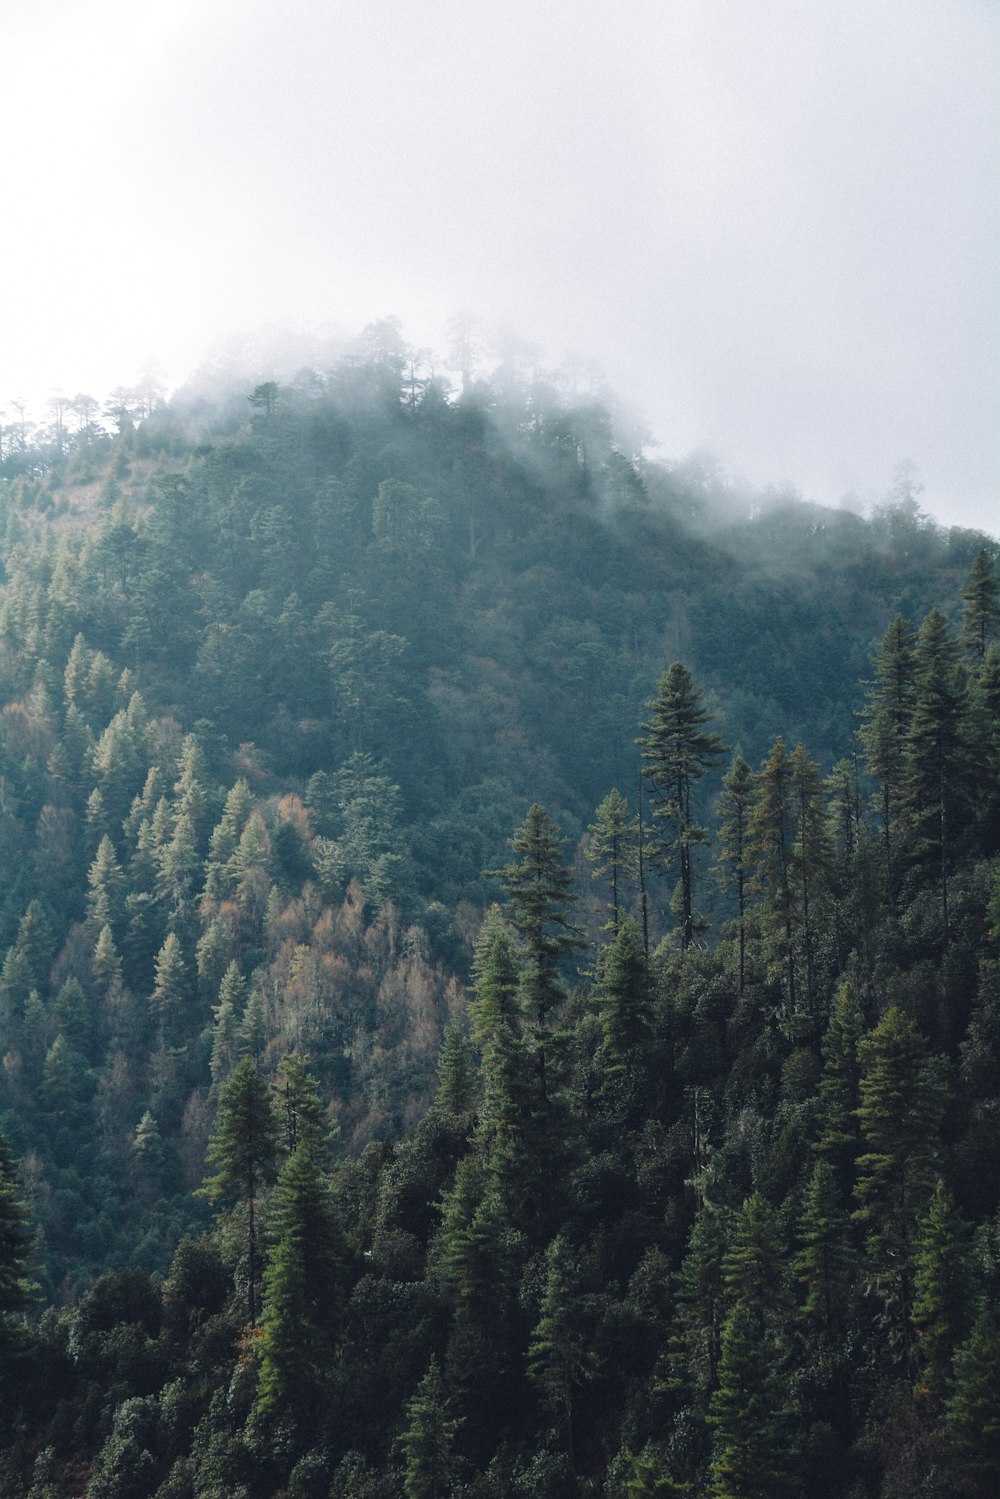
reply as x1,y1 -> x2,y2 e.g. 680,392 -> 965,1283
3,0 -> 997,534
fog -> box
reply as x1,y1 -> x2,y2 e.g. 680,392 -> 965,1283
2,0 -> 997,534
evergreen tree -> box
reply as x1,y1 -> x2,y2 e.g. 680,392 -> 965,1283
202,1056 -> 279,1325
0,1131 -> 34,1360
527,1234 -> 594,1470
209,963 -> 244,1090
911,1179 -> 969,1405
716,753 -> 754,996
149,931 -> 188,1041
943,1304 -> 1000,1495
434,1025 -> 476,1119
86,835 -> 126,940
597,914 -> 653,1066
468,909 -> 527,1182
492,804 -> 583,1101
397,1357 -> 463,1499
960,547 -> 1000,662
273,1053 -> 332,1161
814,983 -> 863,1184
670,1206 -> 727,1403
748,737 -> 796,1014
639,663 -> 726,949
788,743 -> 831,1016
708,1300 -> 788,1499
904,608 -> 966,945
796,1161 -> 854,1332
586,788 -> 638,933
853,1006 -> 946,1337
256,1142 -> 347,1428
859,614 -> 915,912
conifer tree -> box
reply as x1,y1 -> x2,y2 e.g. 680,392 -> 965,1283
597,914 -> 653,1067
149,931 -> 188,1040
722,1192 -> 785,1318
853,1006 -> 945,1335
256,1142 -> 347,1428
639,663 -> 726,948
911,1179 -> 969,1405
748,737 -> 796,1013
209,962 -> 244,1089
960,547 -> 1000,662
708,1300 -> 787,1499
0,1131 -> 34,1360
492,804 -> 583,1101
943,1304 -> 1000,1494
273,1052 -> 332,1161
716,753 -> 754,995
796,1161 -> 854,1332
397,1357 -> 464,1499
860,614 -> 915,912
434,1025 -> 476,1119
586,788 -> 638,933
815,984 -> 863,1184
91,923 -> 122,995
527,1234 -> 593,1470
789,743 -> 831,1016
202,1056 -> 279,1326
238,986 -> 268,1063
468,909 -> 526,1179
904,608 -> 966,945
86,835 -> 126,941
670,1206 -> 727,1402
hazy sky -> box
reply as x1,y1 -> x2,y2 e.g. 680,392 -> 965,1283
3,0 -> 998,534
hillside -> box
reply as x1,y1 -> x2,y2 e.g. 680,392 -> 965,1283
0,345 -> 998,1496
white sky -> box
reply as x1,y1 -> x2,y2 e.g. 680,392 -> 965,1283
2,0 -> 998,534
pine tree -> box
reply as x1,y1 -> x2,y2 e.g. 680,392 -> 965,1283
789,743 -> 831,1017
960,548 -> 1000,662
911,1179 -> 969,1405
722,1192 -> 785,1318
149,931 -> 188,1041
273,1053 -> 332,1161
91,923 -> 122,995
492,804 -> 583,1101
853,1006 -> 946,1336
904,608 -> 966,946
86,835 -> 126,941
639,663 -> 726,948
202,1056 -> 279,1325
0,1131 -> 34,1360
434,1025 -> 476,1119
716,753 -> 754,995
859,614 -> 915,912
133,1110 -> 166,1199
397,1357 -> 464,1499
468,909 -> 527,1181
796,1161 -> 854,1332
669,1206 -> 727,1403
256,1142 -> 347,1427
586,788 -> 638,933
943,1304 -> 1000,1495
708,1300 -> 788,1499
598,914 -> 653,1067
527,1234 -> 594,1470
209,963 -> 244,1090
815,984 -> 863,1184
748,737 -> 796,1014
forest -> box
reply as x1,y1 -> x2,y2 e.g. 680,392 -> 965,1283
0,325 -> 998,1496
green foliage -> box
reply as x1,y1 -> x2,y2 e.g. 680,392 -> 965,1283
639,663 -> 726,949
256,1143 -> 347,1428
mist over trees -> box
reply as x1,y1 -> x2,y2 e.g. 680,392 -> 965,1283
0,322 -> 997,1496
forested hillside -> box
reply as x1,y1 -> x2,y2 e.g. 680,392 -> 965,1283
0,332 -> 998,1496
